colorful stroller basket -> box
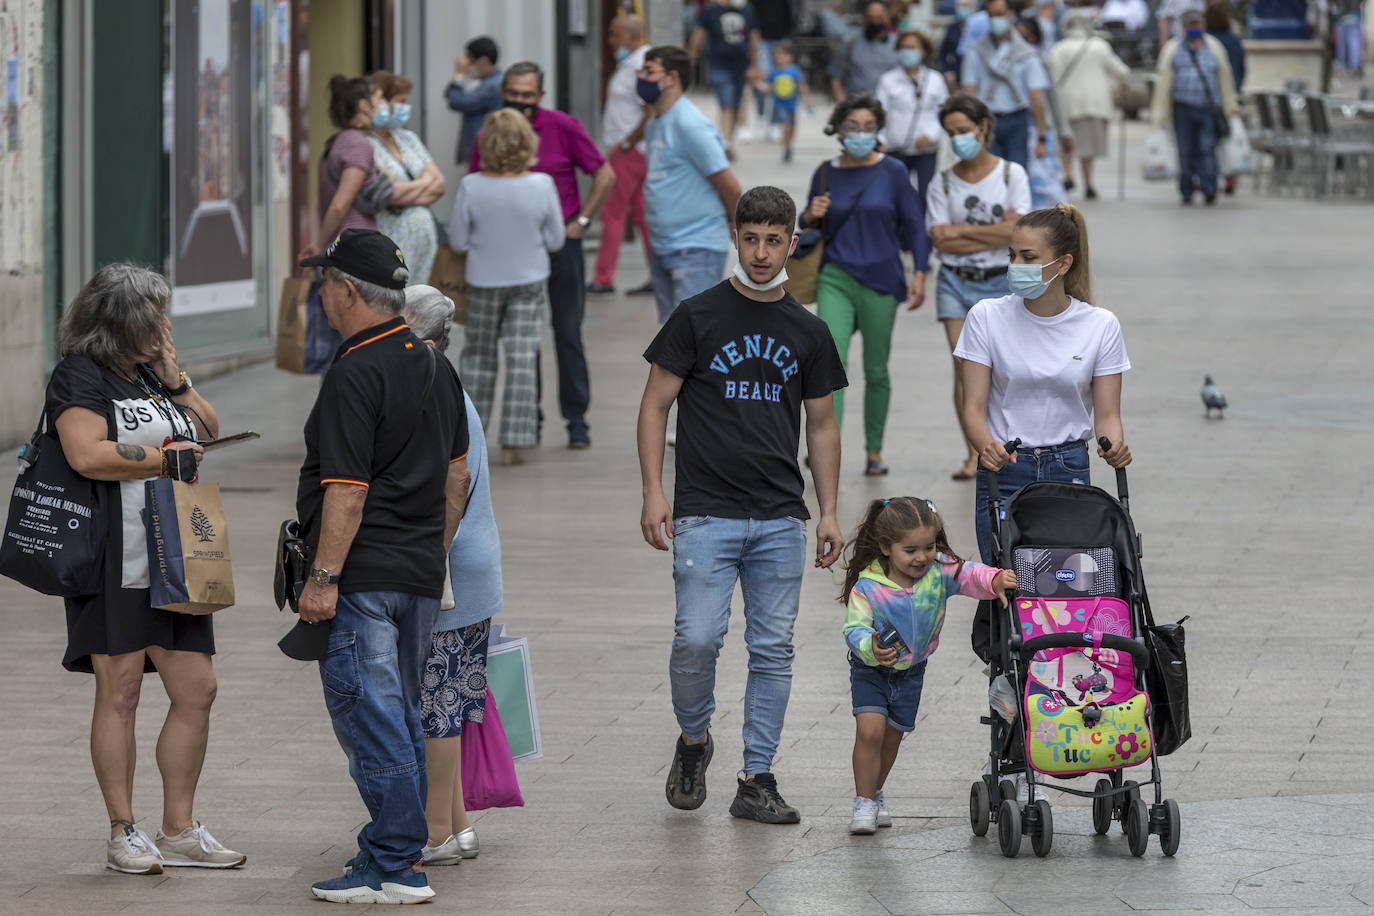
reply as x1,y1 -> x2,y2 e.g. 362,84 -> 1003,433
968,438 -> 1185,861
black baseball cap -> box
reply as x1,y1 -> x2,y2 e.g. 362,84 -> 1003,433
300,228 -> 410,290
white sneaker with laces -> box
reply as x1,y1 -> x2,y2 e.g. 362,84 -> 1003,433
849,795 -> 879,835
875,789 -> 893,828
155,821 -> 246,868
107,824 -> 164,875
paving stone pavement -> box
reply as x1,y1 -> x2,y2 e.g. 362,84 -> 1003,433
0,94 -> 1371,914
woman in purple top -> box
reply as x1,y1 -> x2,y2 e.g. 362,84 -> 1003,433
299,75 -> 382,261
802,94 -> 930,477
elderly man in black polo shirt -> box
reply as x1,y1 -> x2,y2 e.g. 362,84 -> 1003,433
296,229 -> 471,905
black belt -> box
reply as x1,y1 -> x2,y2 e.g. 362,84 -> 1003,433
993,107 -> 1029,118
944,264 -> 1009,282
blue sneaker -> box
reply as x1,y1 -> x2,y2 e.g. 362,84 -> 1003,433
311,850 -> 435,905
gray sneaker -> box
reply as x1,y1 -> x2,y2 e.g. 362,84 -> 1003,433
107,824 -> 164,875
729,773 -> 801,825
665,733 -> 713,810
154,821 -> 246,868
455,825 -> 479,859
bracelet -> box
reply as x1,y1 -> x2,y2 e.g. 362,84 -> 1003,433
159,447 -> 169,478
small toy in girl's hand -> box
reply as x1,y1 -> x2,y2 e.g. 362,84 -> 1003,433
875,621 -> 908,662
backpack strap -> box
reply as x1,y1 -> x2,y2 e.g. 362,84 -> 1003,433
1003,159 -> 1010,185
942,169 -> 950,195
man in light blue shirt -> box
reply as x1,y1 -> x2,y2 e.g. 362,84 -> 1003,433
639,45 -> 743,323
960,0 -> 1050,167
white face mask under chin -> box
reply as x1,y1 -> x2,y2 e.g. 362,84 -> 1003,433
732,262 -> 790,292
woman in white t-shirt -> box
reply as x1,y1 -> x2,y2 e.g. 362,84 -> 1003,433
926,94 -> 1031,481
874,29 -> 950,201
953,203 -> 1133,562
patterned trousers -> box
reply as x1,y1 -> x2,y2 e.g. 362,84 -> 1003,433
460,281 -> 546,448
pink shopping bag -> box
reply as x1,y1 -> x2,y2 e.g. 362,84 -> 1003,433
461,687 -> 525,811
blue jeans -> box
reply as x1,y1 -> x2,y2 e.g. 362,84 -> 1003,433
670,516 -> 806,775
935,265 -> 1012,320
544,236 -> 590,439
1173,101 -> 1218,198
975,440 -> 1090,564
319,591 -> 439,872
989,109 -> 1030,169
649,247 -> 727,323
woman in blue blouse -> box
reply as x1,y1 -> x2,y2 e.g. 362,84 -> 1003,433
802,94 -> 930,476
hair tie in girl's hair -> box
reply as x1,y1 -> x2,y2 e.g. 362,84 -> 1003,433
881,498 -> 892,506
923,498 -> 937,512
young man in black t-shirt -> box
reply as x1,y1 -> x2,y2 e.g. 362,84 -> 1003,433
638,186 -> 847,824
294,230 -> 471,905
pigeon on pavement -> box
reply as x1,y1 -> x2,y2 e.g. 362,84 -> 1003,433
1201,375 -> 1227,418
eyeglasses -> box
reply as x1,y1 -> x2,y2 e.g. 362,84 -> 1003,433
636,66 -> 665,78
841,125 -> 877,134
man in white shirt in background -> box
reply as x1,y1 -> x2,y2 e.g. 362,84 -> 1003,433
589,15 -> 656,297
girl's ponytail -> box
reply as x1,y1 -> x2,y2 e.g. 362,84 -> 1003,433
838,499 -> 890,604
1055,202 -> 1092,303
1015,203 -> 1093,303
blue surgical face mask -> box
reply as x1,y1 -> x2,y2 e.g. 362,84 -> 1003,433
1008,256 -> 1064,300
843,132 -> 878,158
636,76 -> 662,104
614,47 -> 630,63
951,131 -> 981,160
956,5 -> 973,19
1185,26 -> 1203,39
390,102 -> 411,128
898,48 -> 924,69
372,102 -> 391,128
989,16 -> 1011,36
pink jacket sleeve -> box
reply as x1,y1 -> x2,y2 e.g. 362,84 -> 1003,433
941,559 -> 1001,601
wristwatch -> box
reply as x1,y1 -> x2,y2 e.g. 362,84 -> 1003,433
166,371 -> 192,396
310,566 -> 341,587
575,215 -> 592,228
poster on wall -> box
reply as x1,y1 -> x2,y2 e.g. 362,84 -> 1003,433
169,0 -> 254,315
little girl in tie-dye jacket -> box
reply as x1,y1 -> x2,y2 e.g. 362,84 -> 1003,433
838,496 -> 1017,835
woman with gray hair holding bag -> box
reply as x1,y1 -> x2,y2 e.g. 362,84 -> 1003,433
46,263 -> 245,875
402,285 -> 504,866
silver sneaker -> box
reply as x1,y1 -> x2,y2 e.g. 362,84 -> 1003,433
455,826 -> 479,859
849,796 -> 878,835
421,834 -> 462,867
107,824 -> 164,875
155,821 -> 246,868
875,789 -> 893,828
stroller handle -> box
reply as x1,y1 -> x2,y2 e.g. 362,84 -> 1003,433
1097,436 -> 1130,509
1019,631 -> 1150,666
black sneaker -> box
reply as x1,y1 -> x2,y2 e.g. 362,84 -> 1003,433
729,772 -> 800,824
586,282 -> 614,295
665,734 -> 713,810
626,281 -> 655,296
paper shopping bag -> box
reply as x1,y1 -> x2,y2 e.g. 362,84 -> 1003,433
460,687 -> 525,811
145,479 -> 235,614
487,628 -> 542,762
275,276 -> 336,374
430,245 -> 468,325
274,276 -> 311,373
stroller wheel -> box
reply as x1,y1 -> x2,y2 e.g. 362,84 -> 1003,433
1159,798 -> 1181,856
969,780 -> 991,837
1125,798 -> 1149,857
1119,780 -> 1140,834
1091,778 -> 1113,835
998,779 -> 1018,803
997,799 -> 1022,858
1031,799 -> 1054,857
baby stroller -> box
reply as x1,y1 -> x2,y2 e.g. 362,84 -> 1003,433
969,438 -> 1186,858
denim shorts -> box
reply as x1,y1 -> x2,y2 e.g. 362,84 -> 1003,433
709,66 -> 747,111
850,655 -> 928,732
935,264 -> 1012,320
771,105 -> 797,125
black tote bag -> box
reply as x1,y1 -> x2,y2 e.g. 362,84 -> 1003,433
0,413 -> 106,597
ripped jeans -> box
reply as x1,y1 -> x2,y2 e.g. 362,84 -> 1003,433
975,439 -> 1091,564
648,247 -> 727,323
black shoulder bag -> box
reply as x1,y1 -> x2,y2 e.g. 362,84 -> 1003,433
0,411 -> 107,597
1184,44 -> 1231,139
